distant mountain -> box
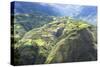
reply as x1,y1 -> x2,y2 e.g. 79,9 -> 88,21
13,12 -> 53,30
11,1 -> 60,16
11,1 -> 97,25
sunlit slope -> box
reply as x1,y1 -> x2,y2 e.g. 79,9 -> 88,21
13,17 -> 97,65
11,12 -> 54,45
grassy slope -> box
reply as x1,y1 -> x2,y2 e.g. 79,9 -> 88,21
12,16 -> 97,65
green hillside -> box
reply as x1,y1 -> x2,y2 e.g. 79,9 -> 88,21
11,15 -> 97,65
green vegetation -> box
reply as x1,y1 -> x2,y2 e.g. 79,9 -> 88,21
11,14 -> 97,65
34,39 -> 46,46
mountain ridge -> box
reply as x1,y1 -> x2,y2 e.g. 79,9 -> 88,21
12,16 -> 97,65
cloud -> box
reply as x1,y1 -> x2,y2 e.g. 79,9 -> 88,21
39,3 -> 97,24
46,4 -> 84,17
79,15 -> 97,24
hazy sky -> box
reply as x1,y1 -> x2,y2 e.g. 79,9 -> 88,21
13,1 -> 97,24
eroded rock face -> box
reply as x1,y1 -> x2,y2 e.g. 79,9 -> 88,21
45,28 -> 97,63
